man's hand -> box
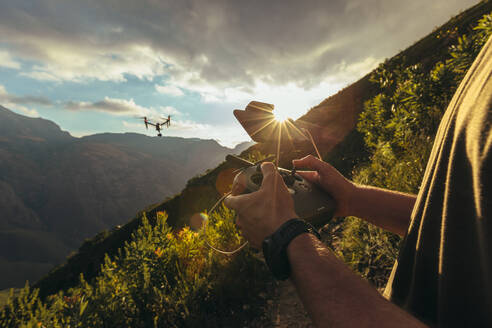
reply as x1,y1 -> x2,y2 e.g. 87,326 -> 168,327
224,162 -> 298,249
293,155 -> 415,235
293,155 -> 356,217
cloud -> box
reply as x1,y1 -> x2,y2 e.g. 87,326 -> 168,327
164,55 -> 381,107
63,97 -> 181,120
159,106 -> 181,116
122,120 -> 143,129
0,0 -> 475,94
0,85 -> 41,117
64,97 -> 150,116
155,84 -> 184,97
0,50 -> 21,69
0,85 -> 52,106
18,45 -> 166,83
9,104 -> 40,117
168,120 -> 211,131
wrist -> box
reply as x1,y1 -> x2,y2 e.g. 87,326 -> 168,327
341,182 -> 359,217
286,232 -> 317,254
269,212 -> 298,235
262,218 -> 320,280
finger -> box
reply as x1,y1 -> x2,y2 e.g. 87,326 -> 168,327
296,170 -> 319,184
231,172 -> 248,196
259,162 -> 277,188
224,194 -> 252,212
292,155 -> 328,173
260,162 -> 289,194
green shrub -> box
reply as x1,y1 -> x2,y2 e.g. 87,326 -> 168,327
338,13 -> 492,287
0,210 -> 271,327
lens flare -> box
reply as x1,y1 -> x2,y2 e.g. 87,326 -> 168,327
190,212 -> 208,230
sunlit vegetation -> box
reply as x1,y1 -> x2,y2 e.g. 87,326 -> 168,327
0,210 -> 271,327
335,13 -> 492,288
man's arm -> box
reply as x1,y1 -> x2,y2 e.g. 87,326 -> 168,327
224,161 -> 423,327
348,185 -> 416,236
288,233 -> 426,328
293,155 -> 416,236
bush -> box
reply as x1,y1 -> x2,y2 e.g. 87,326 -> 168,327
337,13 -> 492,287
0,210 -> 271,327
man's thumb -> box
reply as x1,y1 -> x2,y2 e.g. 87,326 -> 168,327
260,162 -> 276,186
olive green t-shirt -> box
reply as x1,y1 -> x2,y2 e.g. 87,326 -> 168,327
384,36 -> 492,327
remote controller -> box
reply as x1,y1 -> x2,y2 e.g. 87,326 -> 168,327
228,155 -> 336,228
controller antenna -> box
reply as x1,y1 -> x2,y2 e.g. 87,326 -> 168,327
203,192 -> 249,255
303,127 -> 322,160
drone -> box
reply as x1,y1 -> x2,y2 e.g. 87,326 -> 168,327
139,115 -> 171,137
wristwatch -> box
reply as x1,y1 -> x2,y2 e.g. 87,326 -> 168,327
262,218 -> 321,280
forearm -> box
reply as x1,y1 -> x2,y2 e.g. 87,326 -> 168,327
348,185 -> 416,236
287,233 -> 426,328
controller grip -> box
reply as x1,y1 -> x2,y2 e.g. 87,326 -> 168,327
294,182 -> 336,228
238,166 -> 336,228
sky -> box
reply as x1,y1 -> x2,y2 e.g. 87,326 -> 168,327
0,0 -> 479,147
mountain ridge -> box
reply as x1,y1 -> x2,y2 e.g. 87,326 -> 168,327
0,106 -> 252,288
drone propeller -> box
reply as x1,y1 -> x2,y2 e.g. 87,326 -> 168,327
135,116 -> 149,129
161,115 -> 172,127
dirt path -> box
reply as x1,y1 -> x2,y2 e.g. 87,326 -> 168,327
249,222 -> 346,327
269,281 -> 314,328
252,281 -> 314,328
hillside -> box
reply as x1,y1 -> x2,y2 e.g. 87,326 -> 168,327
0,106 -> 251,289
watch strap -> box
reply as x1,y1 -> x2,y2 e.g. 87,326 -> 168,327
262,218 -> 321,280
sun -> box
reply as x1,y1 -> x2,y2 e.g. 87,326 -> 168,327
273,109 -> 290,122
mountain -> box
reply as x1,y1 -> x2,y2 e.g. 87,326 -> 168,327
0,106 -> 252,289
